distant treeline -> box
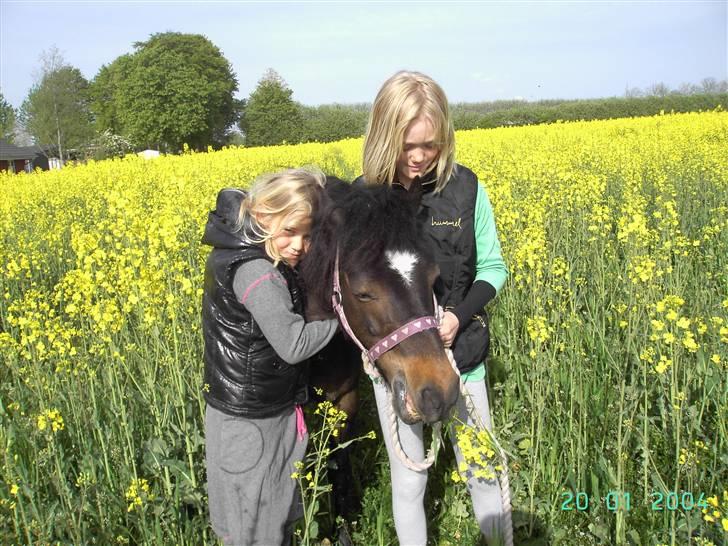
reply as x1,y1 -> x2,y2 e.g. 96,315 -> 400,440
450,93 -> 728,130
295,93 -> 727,144
9,32 -> 726,157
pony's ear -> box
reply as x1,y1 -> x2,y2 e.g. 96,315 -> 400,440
325,175 -> 347,186
403,175 -> 424,212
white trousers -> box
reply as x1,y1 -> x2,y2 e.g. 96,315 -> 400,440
373,377 -> 504,546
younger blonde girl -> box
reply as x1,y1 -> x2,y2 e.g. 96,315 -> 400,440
201,167 -> 338,545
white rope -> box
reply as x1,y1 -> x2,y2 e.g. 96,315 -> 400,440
445,346 -> 514,546
361,306 -> 514,546
361,352 -> 441,471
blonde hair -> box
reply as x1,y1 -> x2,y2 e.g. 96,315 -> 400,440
363,70 -> 455,192
236,167 -> 326,265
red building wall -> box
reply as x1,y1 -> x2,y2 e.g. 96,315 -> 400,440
0,159 -> 30,173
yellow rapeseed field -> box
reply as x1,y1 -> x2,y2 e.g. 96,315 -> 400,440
1,111 -> 726,544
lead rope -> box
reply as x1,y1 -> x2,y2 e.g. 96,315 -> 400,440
360,306 -> 513,546
444,350 -> 514,546
361,353 -> 442,471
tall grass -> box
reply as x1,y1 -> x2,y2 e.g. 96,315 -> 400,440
0,111 -> 726,545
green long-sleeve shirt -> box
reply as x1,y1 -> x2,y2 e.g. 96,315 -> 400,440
461,182 -> 508,382
473,182 -> 508,291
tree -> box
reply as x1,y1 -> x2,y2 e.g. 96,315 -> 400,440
676,82 -> 700,96
624,86 -> 643,98
88,54 -> 135,136
700,77 -> 719,94
241,69 -> 303,147
20,49 -> 94,162
299,103 -> 369,143
91,32 -> 239,151
699,77 -> 728,94
646,82 -> 670,98
0,91 -> 16,143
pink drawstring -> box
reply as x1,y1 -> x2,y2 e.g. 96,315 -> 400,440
295,405 -> 307,441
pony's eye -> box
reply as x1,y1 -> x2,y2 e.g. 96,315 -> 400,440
354,292 -> 374,302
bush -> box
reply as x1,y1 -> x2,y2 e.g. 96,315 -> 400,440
299,104 -> 370,143
463,93 -> 728,129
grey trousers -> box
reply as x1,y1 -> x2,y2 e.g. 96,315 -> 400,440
205,404 -> 307,546
373,378 -> 504,546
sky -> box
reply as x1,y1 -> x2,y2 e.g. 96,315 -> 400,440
1,0 -> 726,109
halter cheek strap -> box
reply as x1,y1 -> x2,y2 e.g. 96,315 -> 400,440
331,249 -> 438,362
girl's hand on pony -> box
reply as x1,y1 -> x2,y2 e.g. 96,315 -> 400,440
438,311 -> 459,348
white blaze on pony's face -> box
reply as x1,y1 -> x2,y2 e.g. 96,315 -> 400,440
385,250 -> 418,286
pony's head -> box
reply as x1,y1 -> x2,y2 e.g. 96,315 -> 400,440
301,177 -> 459,424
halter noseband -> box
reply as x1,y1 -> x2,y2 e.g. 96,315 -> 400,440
331,249 -> 439,363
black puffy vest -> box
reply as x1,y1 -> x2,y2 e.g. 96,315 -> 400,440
201,196 -> 309,418
354,164 -> 490,373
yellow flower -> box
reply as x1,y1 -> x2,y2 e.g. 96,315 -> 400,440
682,332 -> 699,352
36,409 -> 64,433
125,478 -> 153,512
526,315 -> 550,343
654,356 -> 671,374
650,320 -> 665,332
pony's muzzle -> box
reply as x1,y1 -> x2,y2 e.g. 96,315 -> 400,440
417,379 -> 458,423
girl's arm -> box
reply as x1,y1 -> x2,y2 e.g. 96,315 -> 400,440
451,183 -> 509,326
233,260 -> 338,364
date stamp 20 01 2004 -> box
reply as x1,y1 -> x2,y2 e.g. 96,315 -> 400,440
561,490 -> 711,512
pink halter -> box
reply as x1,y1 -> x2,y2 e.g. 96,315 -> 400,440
331,250 -> 439,362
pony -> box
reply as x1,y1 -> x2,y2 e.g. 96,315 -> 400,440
300,176 -> 461,526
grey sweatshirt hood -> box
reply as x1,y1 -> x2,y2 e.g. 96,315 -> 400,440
201,188 -> 253,250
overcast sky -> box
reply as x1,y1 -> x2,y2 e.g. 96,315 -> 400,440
1,1 -> 726,109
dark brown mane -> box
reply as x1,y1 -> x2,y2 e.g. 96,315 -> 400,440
300,178 -> 428,317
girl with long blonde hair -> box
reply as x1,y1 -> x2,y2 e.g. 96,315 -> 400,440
356,71 -> 509,545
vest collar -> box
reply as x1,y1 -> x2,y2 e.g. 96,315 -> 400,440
393,169 -> 438,193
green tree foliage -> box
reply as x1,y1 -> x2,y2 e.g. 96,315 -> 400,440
460,93 -> 728,129
0,91 -> 16,143
20,53 -> 94,162
91,32 -> 239,151
299,104 -> 369,143
88,55 -> 134,136
451,99 -> 528,130
241,69 -> 303,147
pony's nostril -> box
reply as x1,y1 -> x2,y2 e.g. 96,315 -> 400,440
420,386 -> 443,415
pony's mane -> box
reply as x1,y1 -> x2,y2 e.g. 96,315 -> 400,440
300,180 -> 427,317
